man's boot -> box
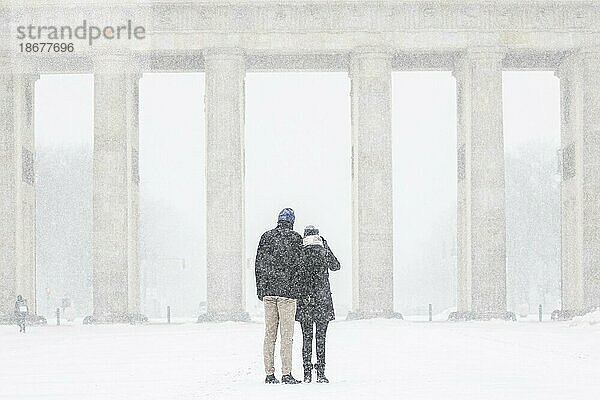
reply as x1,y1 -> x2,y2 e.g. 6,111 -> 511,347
265,374 -> 280,384
303,364 -> 312,383
281,374 -> 301,384
315,363 -> 329,383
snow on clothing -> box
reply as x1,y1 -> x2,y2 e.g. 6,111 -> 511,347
296,232 -> 340,380
255,220 -> 303,300
256,213 -> 303,382
295,235 -> 340,323
301,319 -> 329,372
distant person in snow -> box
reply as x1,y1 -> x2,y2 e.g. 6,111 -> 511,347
295,225 -> 340,383
255,208 -> 303,385
14,295 -> 29,333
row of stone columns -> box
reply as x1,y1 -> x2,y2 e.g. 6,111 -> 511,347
453,48 -> 600,318
0,48 -> 395,322
0,53 -> 143,323
1,47 -> 598,322
88,49 -> 251,322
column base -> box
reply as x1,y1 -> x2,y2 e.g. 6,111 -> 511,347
448,311 -> 516,321
0,314 -> 47,325
346,310 -> 404,320
197,311 -> 250,323
83,313 -> 148,325
550,309 -> 593,321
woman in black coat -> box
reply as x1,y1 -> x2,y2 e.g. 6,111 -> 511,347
295,225 -> 340,383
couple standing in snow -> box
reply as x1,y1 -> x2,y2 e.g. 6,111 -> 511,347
255,208 -> 340,384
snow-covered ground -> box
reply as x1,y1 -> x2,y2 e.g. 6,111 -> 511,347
1,318 -> 599,400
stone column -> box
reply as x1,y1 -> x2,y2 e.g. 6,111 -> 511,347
556,53 -> 585,315
90,54 -> 143,323
556,50 -> 600,316
201,48 -> 248,322
347,48 -> 399,319
453,49 -> 508,319
580,50 -> 600,312
0,55 -> 41,324
454,58 -> 473,315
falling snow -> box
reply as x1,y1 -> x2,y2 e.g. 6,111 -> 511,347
1,1 -> 600,398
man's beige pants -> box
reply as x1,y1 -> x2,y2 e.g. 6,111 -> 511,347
263,296 -> 297,376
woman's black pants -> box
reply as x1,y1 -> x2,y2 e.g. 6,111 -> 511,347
300,320 -> 329,369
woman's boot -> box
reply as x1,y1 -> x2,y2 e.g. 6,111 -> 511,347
303,364 -> 312,383
315,363 -> 329,383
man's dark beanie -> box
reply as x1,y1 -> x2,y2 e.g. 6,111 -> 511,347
278,208 -> 295,224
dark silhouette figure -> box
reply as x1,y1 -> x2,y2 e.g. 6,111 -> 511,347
255,208 -> 303,384
295,225 -> 340,383
15,295 -> 28,333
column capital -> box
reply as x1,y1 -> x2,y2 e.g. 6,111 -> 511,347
578,47 -> 600,73
349,47 -> 392,79
0,48 -> 11,65
0,50 -> 14,76
579,46 -> 600,57
555,47 -> 600,79
350,46 -> 393,59
13,58 -> 40,83
464,46 -> 506,60
555,51 -> 581,79
0,70 -> 39,83
21,73 -> 40,83
0,54 -> 39,77
92,49 -> 141,76
453,47 -> 506,79
203,47 -> 245,62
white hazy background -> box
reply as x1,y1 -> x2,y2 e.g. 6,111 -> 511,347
34,71 -> 559,318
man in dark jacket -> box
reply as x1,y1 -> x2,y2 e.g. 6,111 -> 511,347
255,208 -> 302,385
295,225 -> 340,383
